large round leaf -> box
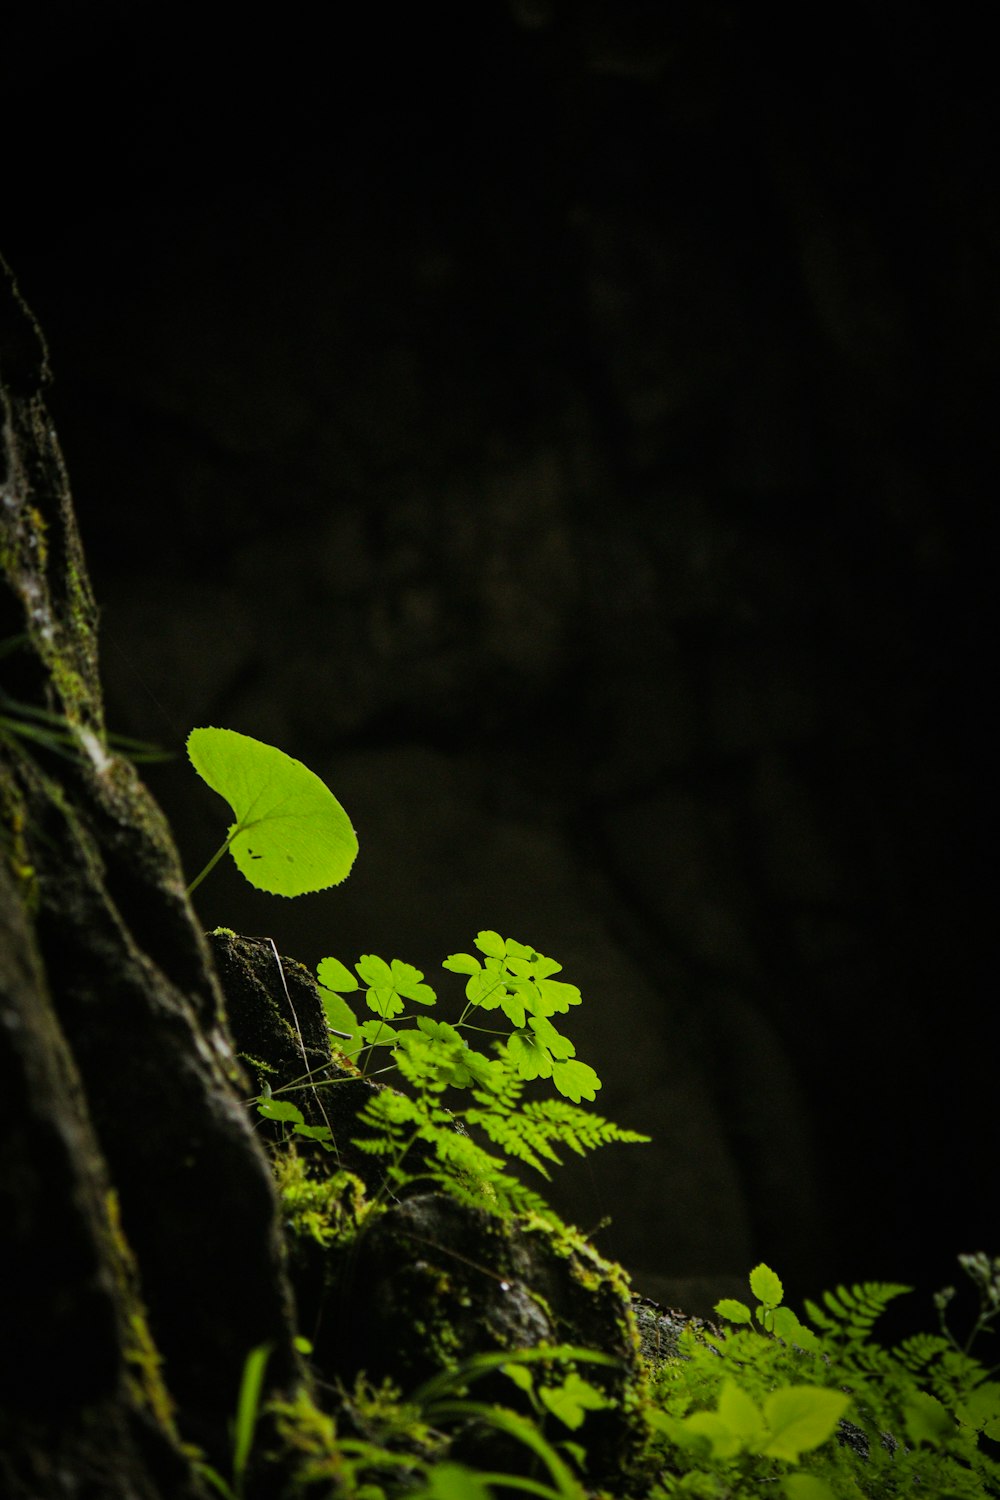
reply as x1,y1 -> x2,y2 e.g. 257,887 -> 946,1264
187,727 -> 358,896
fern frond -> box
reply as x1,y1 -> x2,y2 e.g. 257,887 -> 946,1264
409,1120 -> 558,1220
471,1066 -> 525,1113
521,1098 -> 651,1153
423,1120 -> 507,1182
464,1107 -> 562,1178
420,1164 -> 556,1222
896,1332 -> 952,1372
804,1281 -> 911,1344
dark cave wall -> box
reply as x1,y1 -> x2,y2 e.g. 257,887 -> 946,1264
2,3 -> 994,1302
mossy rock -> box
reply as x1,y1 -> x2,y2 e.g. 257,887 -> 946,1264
207,928 -> 382,1175
319,1189 -> 644,1484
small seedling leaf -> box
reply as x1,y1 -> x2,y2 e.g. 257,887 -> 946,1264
715,1298 -> 752,1324
551,1058 -> 600,1102
256,1099 -> 305,1124
442,951 -> 481,975
187,727 -> 357,896
316,956 -> 359,992
539,1372 -> 615,1430
750,1263 -> 784,1307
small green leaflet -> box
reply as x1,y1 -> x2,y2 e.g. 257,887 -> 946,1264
317,986 -> 361,1045
551,1059 -> 600,1102
538,1372 -> 616,1430
750,1263 -> 784,1308
187,727 -> 358,896
316,956 -> 361,1044
356,955 -> 436,1015
715,1298 -> 752,1324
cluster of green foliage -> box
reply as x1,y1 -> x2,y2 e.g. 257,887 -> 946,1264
186,729 -> 1000,1500
187,727 -> 647,1222
255,931 -> 650,1223
197,1340 -> 620,1500
644,1255 -> 1000,1498
309,931 -> 648,1219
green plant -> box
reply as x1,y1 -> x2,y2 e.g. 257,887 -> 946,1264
256,933 -> 650,1221
306,932 -> 650,1218
185,729 -> 648,1219
645,1256 -> 1000,1498
194,1340 -> 275,1500
263,1345 -> 616,1500
186,726 -> 358,896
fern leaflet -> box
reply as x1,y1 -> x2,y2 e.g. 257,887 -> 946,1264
804,1280 -> 911,1346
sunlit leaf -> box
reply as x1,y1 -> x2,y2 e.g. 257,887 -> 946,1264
750,1263 -> 785,1307
551,1059 -> 600,1102
187,727 -> 357,896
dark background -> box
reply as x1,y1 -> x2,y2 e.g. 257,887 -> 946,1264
2,2 -> 995,1317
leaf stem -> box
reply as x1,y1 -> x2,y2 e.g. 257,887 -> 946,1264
186,834 -> 235,897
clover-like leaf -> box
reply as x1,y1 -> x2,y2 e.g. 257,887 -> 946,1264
442,951 -> 482,976
528,1013 -> 575,1060
538,1372 -> 615,1431
551,1059 -> 600,1102
386,959 -> 437,1006
498,986 -> 528,1029
475,930 -> 507,958
357,1019 -> 399,1044
507,952 -> 562,981
356,954 -> 436,1016
187,727 -> 357,896
534,977 -> 582,1013
317,986 -> 360,1045
464,964 -> 506,1010
507,1030 -> 553,1080
316,956 -> 359,993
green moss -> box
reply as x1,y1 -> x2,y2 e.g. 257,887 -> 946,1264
0,771 -> 40,914
26,506 -> 48,569
103,1189 -> 177,1438
268,1378 -> 443,1498
273,1147 -> 372,1249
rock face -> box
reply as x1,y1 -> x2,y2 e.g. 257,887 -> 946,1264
1,259 -> 299,1495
